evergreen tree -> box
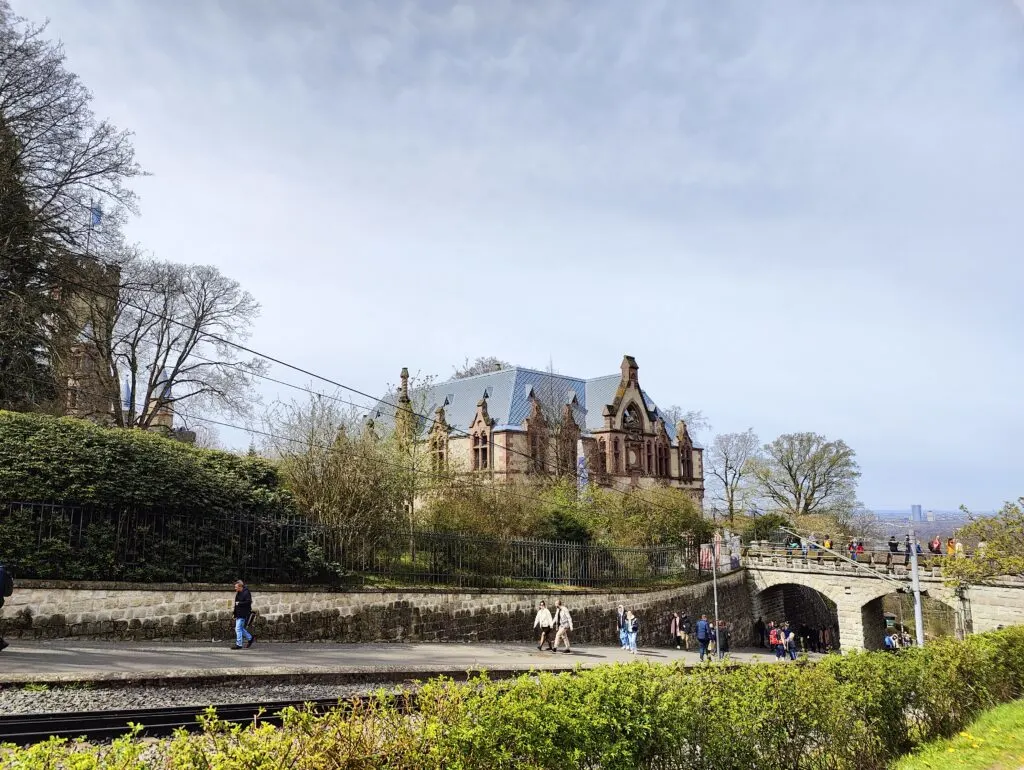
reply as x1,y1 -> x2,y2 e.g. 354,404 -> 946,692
0,116 -> 62,411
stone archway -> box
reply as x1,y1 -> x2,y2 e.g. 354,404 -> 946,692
860,591 -> 960,649
751,582 -> 841,652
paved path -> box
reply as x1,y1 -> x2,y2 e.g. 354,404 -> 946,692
0,641 -> 808,685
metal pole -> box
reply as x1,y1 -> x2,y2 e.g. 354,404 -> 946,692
710,514 -> 721,659
909,527 -> 925,647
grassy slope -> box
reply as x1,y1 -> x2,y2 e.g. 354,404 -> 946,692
892,698 -> 1024,770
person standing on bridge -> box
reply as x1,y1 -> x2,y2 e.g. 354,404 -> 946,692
232,579 -> 254,650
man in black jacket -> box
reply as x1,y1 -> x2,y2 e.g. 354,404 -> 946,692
232,579 -> 254,650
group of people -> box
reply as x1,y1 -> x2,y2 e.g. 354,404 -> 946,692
753,616 -> 837,657
531,599 -> 575,653
884,629 -> 914,651
668,611 -> 731,661
927,536 -> 970,556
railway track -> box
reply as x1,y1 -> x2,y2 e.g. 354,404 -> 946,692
0,695 -> 392,745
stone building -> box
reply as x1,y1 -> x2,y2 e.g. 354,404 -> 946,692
370,355 -> 704,502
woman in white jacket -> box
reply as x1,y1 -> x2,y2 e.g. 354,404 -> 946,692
533,600 -> 554,651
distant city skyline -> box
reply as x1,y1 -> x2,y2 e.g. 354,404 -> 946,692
11,0 -> 1023,511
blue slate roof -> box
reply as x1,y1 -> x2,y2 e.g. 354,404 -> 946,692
369,366 -> 692,447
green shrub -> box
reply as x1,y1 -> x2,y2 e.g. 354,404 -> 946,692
3,628 -> 1022,770
0,411 -> 292,517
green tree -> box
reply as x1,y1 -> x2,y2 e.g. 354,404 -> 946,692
943,497 -> 1024,584
752,432 -> 861,520
262,391 -> 407,548
0,115 -> 61,411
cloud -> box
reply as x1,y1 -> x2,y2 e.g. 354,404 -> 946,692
8,0 -> 1024,510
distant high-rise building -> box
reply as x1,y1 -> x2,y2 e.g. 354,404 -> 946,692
926,510 -> 936,522
911,504 -> 922,521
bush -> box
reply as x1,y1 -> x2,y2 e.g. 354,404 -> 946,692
3,627 -> 1023,769
0,411 -> 293,517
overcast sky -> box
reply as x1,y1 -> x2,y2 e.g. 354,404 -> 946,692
12,0 -> 1024,512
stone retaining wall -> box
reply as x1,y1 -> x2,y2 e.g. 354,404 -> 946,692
0,571 -> 753,646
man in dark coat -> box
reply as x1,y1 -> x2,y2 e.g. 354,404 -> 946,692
232,579 -> 255,650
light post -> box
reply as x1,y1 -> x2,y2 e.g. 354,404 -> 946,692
709,509 -> 722,659
909,527 -> 925,647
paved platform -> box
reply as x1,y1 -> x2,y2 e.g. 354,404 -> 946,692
0,641 -> 804,686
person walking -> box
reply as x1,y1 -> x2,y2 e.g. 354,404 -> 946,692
768,622 -> 785,659
551,600 -> 573,654
695,613 -> 712,662
670,611 -> 682,649
680,613 -> 692,651
0,563 -> 13,652
533,600 -> 554,651
615,604 -> 628,650
784,622 -> 798,661
717,620 -> 731,659
626,610 -> 639,654
231,579 -> 254,650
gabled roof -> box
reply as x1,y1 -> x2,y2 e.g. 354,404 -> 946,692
368,364 -> 694,446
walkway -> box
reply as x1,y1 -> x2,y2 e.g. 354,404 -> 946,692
0,641 -> 806,686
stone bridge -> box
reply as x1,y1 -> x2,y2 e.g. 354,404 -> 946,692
742,549 -> 1024,651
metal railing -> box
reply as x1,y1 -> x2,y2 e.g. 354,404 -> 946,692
0,501 -> 703,588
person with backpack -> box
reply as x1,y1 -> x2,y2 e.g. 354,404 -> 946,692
232,579 -> 255,650
695,613 -> 712,662
768,621 -> 785,659
625,610 -> 639,654
0,564 -> 12,652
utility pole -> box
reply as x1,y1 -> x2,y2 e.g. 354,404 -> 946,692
710,512 -> 721,658
909,526 -> 925,647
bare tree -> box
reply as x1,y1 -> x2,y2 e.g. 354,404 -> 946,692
452,355 -> 511,379
78,255 -> 266,430
706,429 -> 760,523
0,2 -> 142,255
660,405 -> 711,440
263,391 -> 406,547
752,432 -> 861,520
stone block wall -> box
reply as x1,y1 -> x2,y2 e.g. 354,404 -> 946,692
0,570 -> 753,646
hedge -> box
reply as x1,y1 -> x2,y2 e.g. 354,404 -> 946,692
0,410 -> 293,518
3,627 -> 1023,769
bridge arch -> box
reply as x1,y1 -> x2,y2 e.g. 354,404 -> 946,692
751,581 -> 840,651
860,591 -> 961,650
744,562 -> 967,651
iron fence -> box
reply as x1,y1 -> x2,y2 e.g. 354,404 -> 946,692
0,502 -> 703,588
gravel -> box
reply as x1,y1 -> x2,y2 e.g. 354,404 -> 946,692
0,682 -> 400,715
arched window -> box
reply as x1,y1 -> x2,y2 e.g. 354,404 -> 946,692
597,439 -> 607,475
680,443 -> 693,482
613,438 -> 621,473
473,432 -> 490,471
646,441 -> 653,475
430,434 -> 447,472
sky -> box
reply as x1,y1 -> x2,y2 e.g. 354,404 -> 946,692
10,0 -> 1024,512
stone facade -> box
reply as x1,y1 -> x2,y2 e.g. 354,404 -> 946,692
0,571 -> 752,646
371,355 -> 705,502
744,559 -> 1024,652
